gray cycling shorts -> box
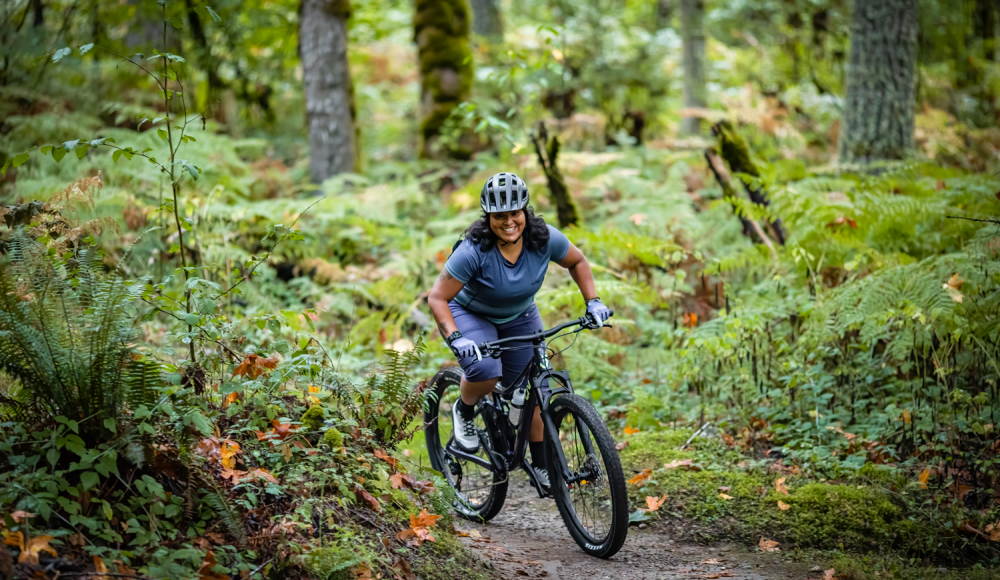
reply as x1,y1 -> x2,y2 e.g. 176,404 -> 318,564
449,300 -> 544,388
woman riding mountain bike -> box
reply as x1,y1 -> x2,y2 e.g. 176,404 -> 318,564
426,172 -> 612,489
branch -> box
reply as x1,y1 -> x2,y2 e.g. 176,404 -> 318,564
214,196 -> 326,300
945,215 -> 1000,225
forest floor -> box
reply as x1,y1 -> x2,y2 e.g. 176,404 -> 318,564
457,472 -> 818,580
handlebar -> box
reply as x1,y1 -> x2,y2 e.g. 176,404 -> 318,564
474,310 -> 613,360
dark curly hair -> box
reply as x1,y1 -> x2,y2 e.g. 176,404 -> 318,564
463,206 -> 550,253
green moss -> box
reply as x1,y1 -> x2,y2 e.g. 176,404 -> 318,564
301,405 -> 326,432
304,545 -> 365,580
415,531 -> 496,580
322,427 -> 344,449
828,553 -> 999,580
713,120 -> 760,177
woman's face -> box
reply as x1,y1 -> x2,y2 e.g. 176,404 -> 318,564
489,209 -> 526,244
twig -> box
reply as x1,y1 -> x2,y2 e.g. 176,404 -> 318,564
215,196 -> 325,300
247,558 -> 275,578
747,217 -> 779,261
678,422 -> 712,450
57,574 -> 150,579
945,215 -> 1000,225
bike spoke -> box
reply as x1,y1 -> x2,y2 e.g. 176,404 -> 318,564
557,411 -> 614,543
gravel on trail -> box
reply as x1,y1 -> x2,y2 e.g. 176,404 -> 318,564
456,472 -> 819,580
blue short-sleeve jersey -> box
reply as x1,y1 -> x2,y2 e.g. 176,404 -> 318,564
445,225 -> 571,324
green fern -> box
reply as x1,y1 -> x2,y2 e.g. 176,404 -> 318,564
0,229 -> 149,434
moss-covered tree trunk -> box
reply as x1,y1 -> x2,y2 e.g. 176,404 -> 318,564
838,0 -> 918,163
531,123 -> 579,228
711,121 -> 786,245
300,0 -> 359,183
469,0 -> 502,43
679,0 -> 706,136
415,0 -> 475,159
656,0 -> 672,30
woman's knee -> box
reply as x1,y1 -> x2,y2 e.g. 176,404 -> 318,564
461,357 -> 502,384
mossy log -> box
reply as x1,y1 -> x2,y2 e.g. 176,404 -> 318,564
711,121 -> 786,245
414,0 -> 475,159
704,149 -> 778,259
530,122 -> 579,228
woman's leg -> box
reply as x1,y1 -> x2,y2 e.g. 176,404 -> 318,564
449,301 -> 502,405
495,303 -> 546,443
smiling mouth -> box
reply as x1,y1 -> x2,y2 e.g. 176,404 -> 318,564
503,226 -> 517,234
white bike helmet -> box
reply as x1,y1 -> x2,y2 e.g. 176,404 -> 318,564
480,172 -> 529,213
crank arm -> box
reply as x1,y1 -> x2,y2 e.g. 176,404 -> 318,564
446,444 -> 494,471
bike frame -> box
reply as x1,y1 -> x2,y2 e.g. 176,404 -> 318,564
446,318 -> 601,496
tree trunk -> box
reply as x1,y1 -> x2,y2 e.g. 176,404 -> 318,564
531,123 -> 579,229
469,0 -> 502,42
300,0 -> 359,183
415,0 -> 475,159
838,0 -> 918,163
679,0 -> 706,136
655,0 -> 672,30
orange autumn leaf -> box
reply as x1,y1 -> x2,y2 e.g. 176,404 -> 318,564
624,425 -> 640,435
758,537 -> 780,552
901,409 -> 911,424
389,472 -> 406,490
308,384 -> 320,393
777,500 -> 790,511
645,495 -> 668,512
822,569 -> 837,580
664,458 -> 699,471
198,550 -> 229,580
252,468 -> 278,484
94,555 -> 109,580
719,493 -> 734,500
918,468 -> 930,489
220,439 -> 240,469
774,476 -> 790,496
374,448 -> 400,470
4,531 -> 23,547
410,508 -> 441,529
232,353 -> 279,379
223,391 -> 239,406
17,534 -> 57,565
9,511 -> 35,524
627,468 -> 652,485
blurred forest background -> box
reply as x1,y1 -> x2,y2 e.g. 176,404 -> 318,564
1,0 -> 1000,579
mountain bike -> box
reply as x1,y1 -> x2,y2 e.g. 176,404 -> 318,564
424,314 -> 629,558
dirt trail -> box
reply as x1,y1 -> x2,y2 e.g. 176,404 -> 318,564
457,472 -> 817,580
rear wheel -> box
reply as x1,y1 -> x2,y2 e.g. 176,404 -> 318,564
424,366 -> 507,522
546,393 -> 628,558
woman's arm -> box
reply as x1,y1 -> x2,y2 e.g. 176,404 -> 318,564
557,244 -> 599,301
427,268 -> 466,339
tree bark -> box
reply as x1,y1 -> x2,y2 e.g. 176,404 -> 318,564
531,123 -> 579,229
415,0 -> 475,159
655,0 -> 672,30
679,0 -> 706,136
469,0 -> 502,42
300,0 -> 359,183
838,0 -> 918,163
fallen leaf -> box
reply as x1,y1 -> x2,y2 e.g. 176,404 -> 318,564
352,564 -> 374,579
94,555 -> 109,580
719,493 -> 734,500
115,560 -> 138,575
777,500 -> 790,511
645,494 -> 668,512
615,441 -> 630,451
389,472 -> 406,490
355,485 -> 381,512
624,425 -> 640,435
308,385 -> 320,393
374,448 -> 400,470
9,511 -> 35,524
901,409 -> 911,424
628,213 -> 646,226
391,557 -> 415,580
252,468 -> 278,484
232,353 -> 279,379
223,391 -> 239,406
220,439 -> 240,469
402,449 -> 412,457
918,468 -> 930,489
825,215 -> 858,229
410,508 -> 441,529
702,558 -> 721,564
17,534 -> 57,565
220,468 -> 248,484
774,476 -> 790,496
454,528 -> 482,538
627,468 -> 652,485
664,459 -> 699,471
823,569 -> 836,580
758,536 -> 780,552
944,274 -> 964,303
198,550 -> 229,580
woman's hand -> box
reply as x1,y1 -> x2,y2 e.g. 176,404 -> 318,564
449,335 -> 481,360
586,298 -> 612,327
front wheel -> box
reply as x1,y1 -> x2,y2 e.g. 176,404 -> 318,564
424,366 -> 507,522
546,393 -> 629,558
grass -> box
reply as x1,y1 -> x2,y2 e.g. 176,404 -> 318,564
617,428 -> 1000,570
